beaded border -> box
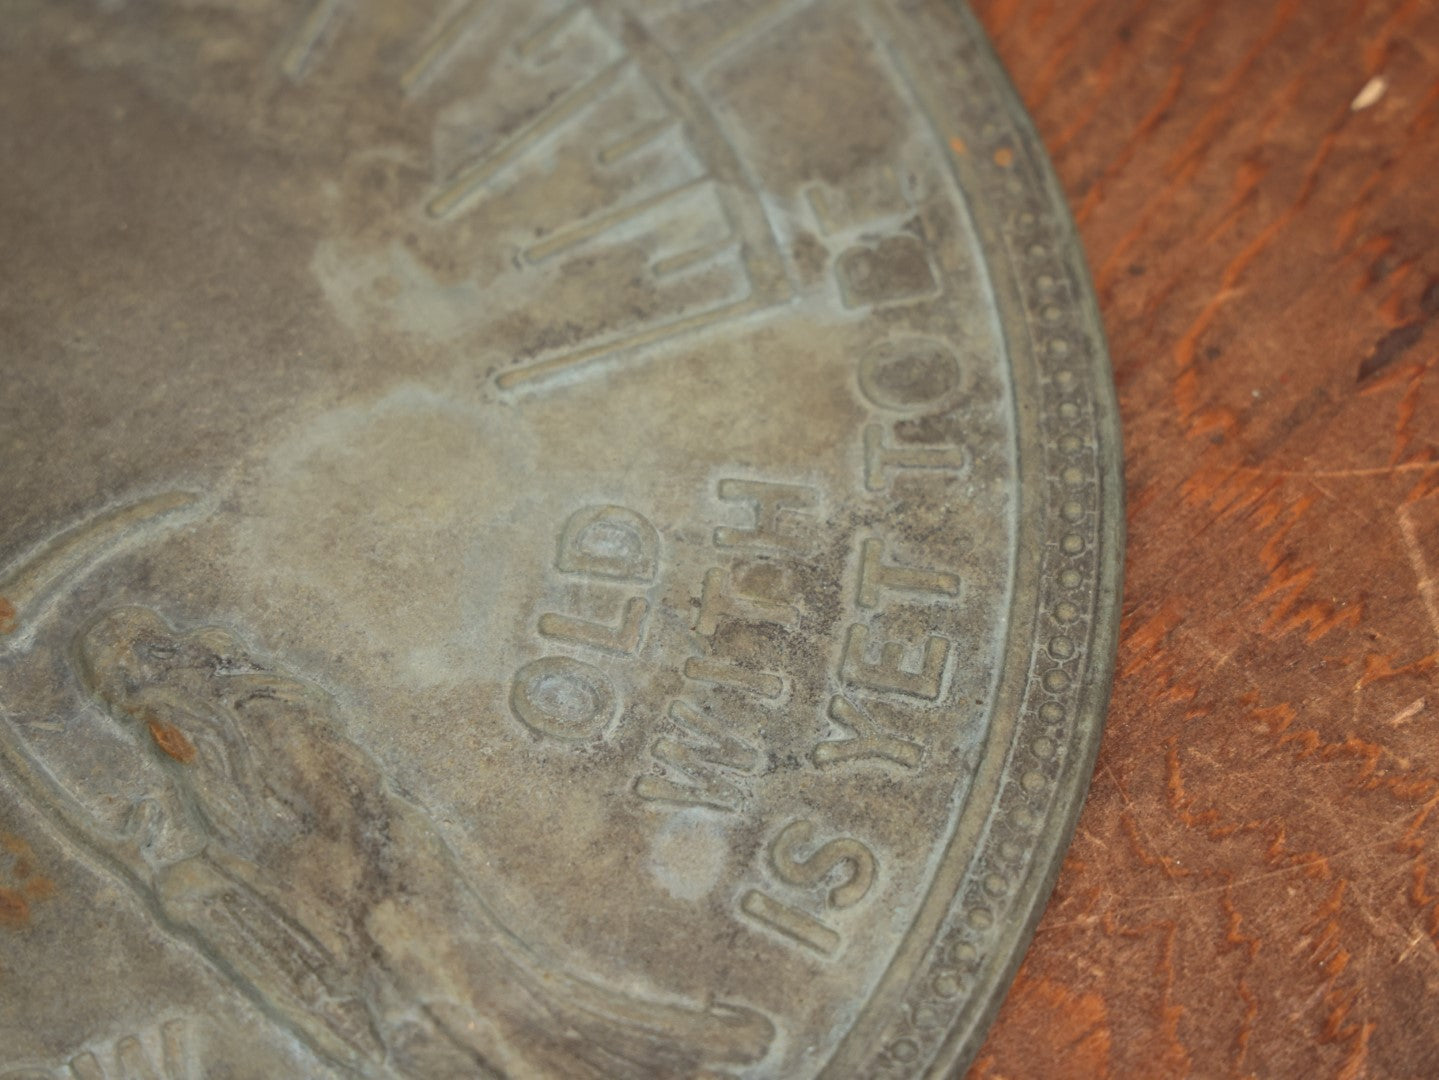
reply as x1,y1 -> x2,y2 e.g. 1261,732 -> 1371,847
854,3 -> 1121,1075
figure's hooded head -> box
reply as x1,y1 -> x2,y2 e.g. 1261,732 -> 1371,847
73,606 -> 252,719
72,608 -> 269,841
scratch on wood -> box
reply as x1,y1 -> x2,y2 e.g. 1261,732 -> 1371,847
1397,503 -> 1439,642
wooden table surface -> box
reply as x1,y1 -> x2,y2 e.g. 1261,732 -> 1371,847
969,1 -> 1439,1076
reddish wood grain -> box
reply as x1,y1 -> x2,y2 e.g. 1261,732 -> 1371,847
969,1 -> 1439,1076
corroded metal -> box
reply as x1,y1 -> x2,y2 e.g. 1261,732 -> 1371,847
0,2 -> 1121,1077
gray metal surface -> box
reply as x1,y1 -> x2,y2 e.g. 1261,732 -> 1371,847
0,2 -> 1121,1076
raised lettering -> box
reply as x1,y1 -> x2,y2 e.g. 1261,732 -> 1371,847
841,624 -> 950,700
739,890 -> 840,956
68,1056 -> 105,1080
856,337 -> 961,412
510,656 -> 618,741
713,479 -> 817,553
835,234 -> 937,308
116,1037 -> 158,1080
634,700 -> 760,812
683,656 -> 785,699
556,505 -> 659,582
863,425 -> 967,491
694,567 -> 799,636
768,820 -> 877,909
811,695 -> 923,770
36,1018 -> 196,1080
539,597 -> 649,655
856,537 -> 959,608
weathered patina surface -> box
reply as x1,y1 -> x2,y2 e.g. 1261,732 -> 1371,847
0,2 -> 1119,1076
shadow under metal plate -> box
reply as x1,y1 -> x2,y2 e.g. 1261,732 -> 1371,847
0,1 -> 1122,1076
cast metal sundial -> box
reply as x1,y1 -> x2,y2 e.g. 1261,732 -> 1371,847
0,1 -> 1121,1076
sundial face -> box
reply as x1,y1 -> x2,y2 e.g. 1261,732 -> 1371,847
0,2 -> 1121,1077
